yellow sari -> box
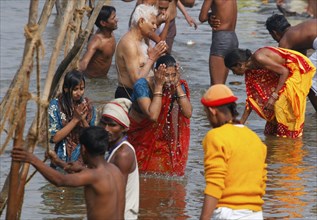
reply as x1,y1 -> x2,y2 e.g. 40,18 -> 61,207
245,47 -> 316,138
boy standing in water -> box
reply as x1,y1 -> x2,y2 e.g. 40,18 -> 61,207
200,85 -> 267,220
78,6 -> 118,78
11,126 -> 125,220
199,0 -> 239,85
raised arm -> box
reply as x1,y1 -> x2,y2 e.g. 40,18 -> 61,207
174,67 -> 192,118
137,66 -> 167,121
11,148 -> 93,187
199,0 -> 212,23
121,41 -> 166,84
78,36 -> 100,72
49,101 -> 89,143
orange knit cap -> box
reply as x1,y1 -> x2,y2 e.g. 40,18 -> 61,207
201,84 -> 238,107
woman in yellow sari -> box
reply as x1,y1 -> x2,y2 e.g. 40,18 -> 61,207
224,46 -> 315,138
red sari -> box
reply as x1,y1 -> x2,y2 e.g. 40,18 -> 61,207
245,47 -> 315,138
128,80 -> 190,176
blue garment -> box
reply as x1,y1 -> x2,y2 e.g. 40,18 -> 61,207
48,98 -> 96,162
132,78 -> 186,101
131,78 -> 152,101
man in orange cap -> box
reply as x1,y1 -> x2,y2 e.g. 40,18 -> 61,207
200,84 -> 267,220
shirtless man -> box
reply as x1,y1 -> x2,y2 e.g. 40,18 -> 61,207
78,6 -> 118,78
199,0 -> 238,85
266,14 -> 317,112
115,4 -> 167,99
129,0 -> 197,54
11,126 -> 125,220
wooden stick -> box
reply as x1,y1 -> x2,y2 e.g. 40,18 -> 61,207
5,0 -> 38,216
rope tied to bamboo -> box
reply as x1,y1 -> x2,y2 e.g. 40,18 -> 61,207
30,94 -> 49,108
24,24 -> 38,40
24,24 -> 45,58
82,5 -> 92,18
68,22 -> 77,32
75,5 -> 92,20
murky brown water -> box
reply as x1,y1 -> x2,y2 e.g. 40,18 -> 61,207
1,0 -> 316,219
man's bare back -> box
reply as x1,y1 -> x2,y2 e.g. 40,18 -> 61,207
11,127 -> 126,220
85,162 -> 125,220
279,19 -> 317,54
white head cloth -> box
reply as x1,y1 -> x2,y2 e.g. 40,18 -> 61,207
101,98 -> 132,128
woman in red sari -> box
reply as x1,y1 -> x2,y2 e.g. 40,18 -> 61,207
224,46 -> 315,138
128,54 -> 192,176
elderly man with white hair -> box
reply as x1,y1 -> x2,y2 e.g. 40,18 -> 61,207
115,4 -> 167,100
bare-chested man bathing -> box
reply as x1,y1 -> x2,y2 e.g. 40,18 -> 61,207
79,6 -> 118,78
115,4 -> 166,99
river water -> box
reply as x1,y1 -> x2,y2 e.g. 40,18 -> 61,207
0,0 -> 316,219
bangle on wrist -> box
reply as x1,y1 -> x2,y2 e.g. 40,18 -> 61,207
271,92 -> 279,100
153,92 -> 163,97
177,94 -> 187,99
153,92 -> 162,95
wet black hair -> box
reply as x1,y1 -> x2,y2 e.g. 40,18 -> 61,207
61,70 -> 85,117
265,14 -> 290,34
224,49 -> 252,69
79,126 -> 109,156
155,54 -> 177,69
95,6 -> 116,29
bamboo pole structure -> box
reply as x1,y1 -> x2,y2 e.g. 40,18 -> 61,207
0,0 -> 55,154
13,1 -> 76,218
5,0 -> 40,218
0,0 -> 106,218
0,1 -> 57,215
64,0 -> 86,56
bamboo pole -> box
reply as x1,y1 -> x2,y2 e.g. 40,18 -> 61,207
0,0 -> 56,215
0,0 -> 55,140
16,0 -> 105,214
5,0 -> 39,218
14,0 -> 76,214
64,0 -> 86,56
